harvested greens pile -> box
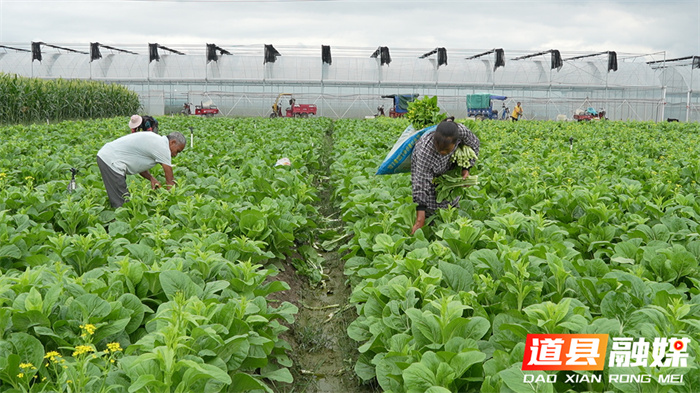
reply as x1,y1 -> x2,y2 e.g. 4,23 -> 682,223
434,145 -> 479,202
406,95 -> 447,130
452,143 -> 478,167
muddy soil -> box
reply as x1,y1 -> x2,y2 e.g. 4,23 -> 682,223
270,125 -> 380,393
283,252 -> 375,393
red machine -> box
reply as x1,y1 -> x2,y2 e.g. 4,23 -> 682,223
573,107 -> 606,121
269,93 -> 317,118
181,102 -> 220,117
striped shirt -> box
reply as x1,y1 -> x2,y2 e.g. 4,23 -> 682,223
410,122 -> 480,215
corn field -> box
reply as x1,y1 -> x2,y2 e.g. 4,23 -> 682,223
0,73 -> 140,125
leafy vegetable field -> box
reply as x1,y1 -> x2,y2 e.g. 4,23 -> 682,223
0,117 -> 330,392
1,116 -> 700,393
332,118 -> 700,393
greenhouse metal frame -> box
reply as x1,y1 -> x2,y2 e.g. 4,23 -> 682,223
0,42 -> 695,122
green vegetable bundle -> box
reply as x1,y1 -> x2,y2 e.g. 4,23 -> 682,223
451,145 -> 477,167
434,168 -> 479,202
406,95 -> 447,130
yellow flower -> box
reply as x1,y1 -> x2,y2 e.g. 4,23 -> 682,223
106,342 -> 122,353
24,176 -> 33,180
73,345 -> 94,356
110,359 -> 115,364
44,351 -> 61,361
17,373 -> 24,378
0,172 -> 5,178
67,380 -> 72,384
19,363 -> 34,369
79,324 -> 97,335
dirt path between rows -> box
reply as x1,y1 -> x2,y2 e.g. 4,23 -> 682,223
272,124 -> 379,393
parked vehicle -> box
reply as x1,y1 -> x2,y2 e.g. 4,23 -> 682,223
269,93 -> 317,118
500,103 -> 511,120
466,94 -> 508,120
181,101 -> 220,117
381,94 -> 418,118
574,107 -> 606,121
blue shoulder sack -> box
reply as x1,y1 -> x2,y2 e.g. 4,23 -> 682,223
376,124 -> 437,175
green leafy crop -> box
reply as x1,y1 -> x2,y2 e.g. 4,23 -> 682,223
3,116 -> 700,393
0,116 -> 332,392
406,95 -> 447,130
331,118 -> 700,393
433,168 -> 479,203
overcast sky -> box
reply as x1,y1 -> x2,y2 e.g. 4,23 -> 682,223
0,0 -> 697,60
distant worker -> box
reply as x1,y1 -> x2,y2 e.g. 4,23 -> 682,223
410,117 -> 480,235
97,131 -> 186,208
511,102 -> 523,121
128,114 -> 159,134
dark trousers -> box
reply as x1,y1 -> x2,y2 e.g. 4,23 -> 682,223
97,156 -> 130,208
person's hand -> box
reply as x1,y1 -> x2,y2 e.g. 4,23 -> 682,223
411,222 -> 424,235
462,168 -> 472,187
150,178 -> 162,189
411,210 -> 426,235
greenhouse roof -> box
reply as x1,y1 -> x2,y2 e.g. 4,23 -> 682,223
0,41 -> 671,61
0,42 -> 688,91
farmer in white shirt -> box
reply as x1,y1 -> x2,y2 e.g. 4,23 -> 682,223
97,131 -> 186,207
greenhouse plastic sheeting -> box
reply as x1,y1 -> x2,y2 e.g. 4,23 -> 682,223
0,47 -> 673,120
0,51 -> 662,88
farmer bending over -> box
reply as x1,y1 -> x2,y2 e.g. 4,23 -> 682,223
97,131 -> 186,208
411,118 -> 480,234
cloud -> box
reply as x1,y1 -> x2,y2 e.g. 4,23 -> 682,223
0,0 -> 697,58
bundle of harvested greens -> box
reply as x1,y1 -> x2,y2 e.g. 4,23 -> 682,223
406,96 -> 447,130
432,144 -> 480,202
433,168 -> 479,202
451,145 -> 478,167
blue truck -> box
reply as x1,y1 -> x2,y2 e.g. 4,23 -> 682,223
381,94 -> 419,118
466,94 -> 508,120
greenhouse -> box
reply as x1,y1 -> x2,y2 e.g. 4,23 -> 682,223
0,42 -> 697,121
4,40 -> 700,393
653,56 -> 700,122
